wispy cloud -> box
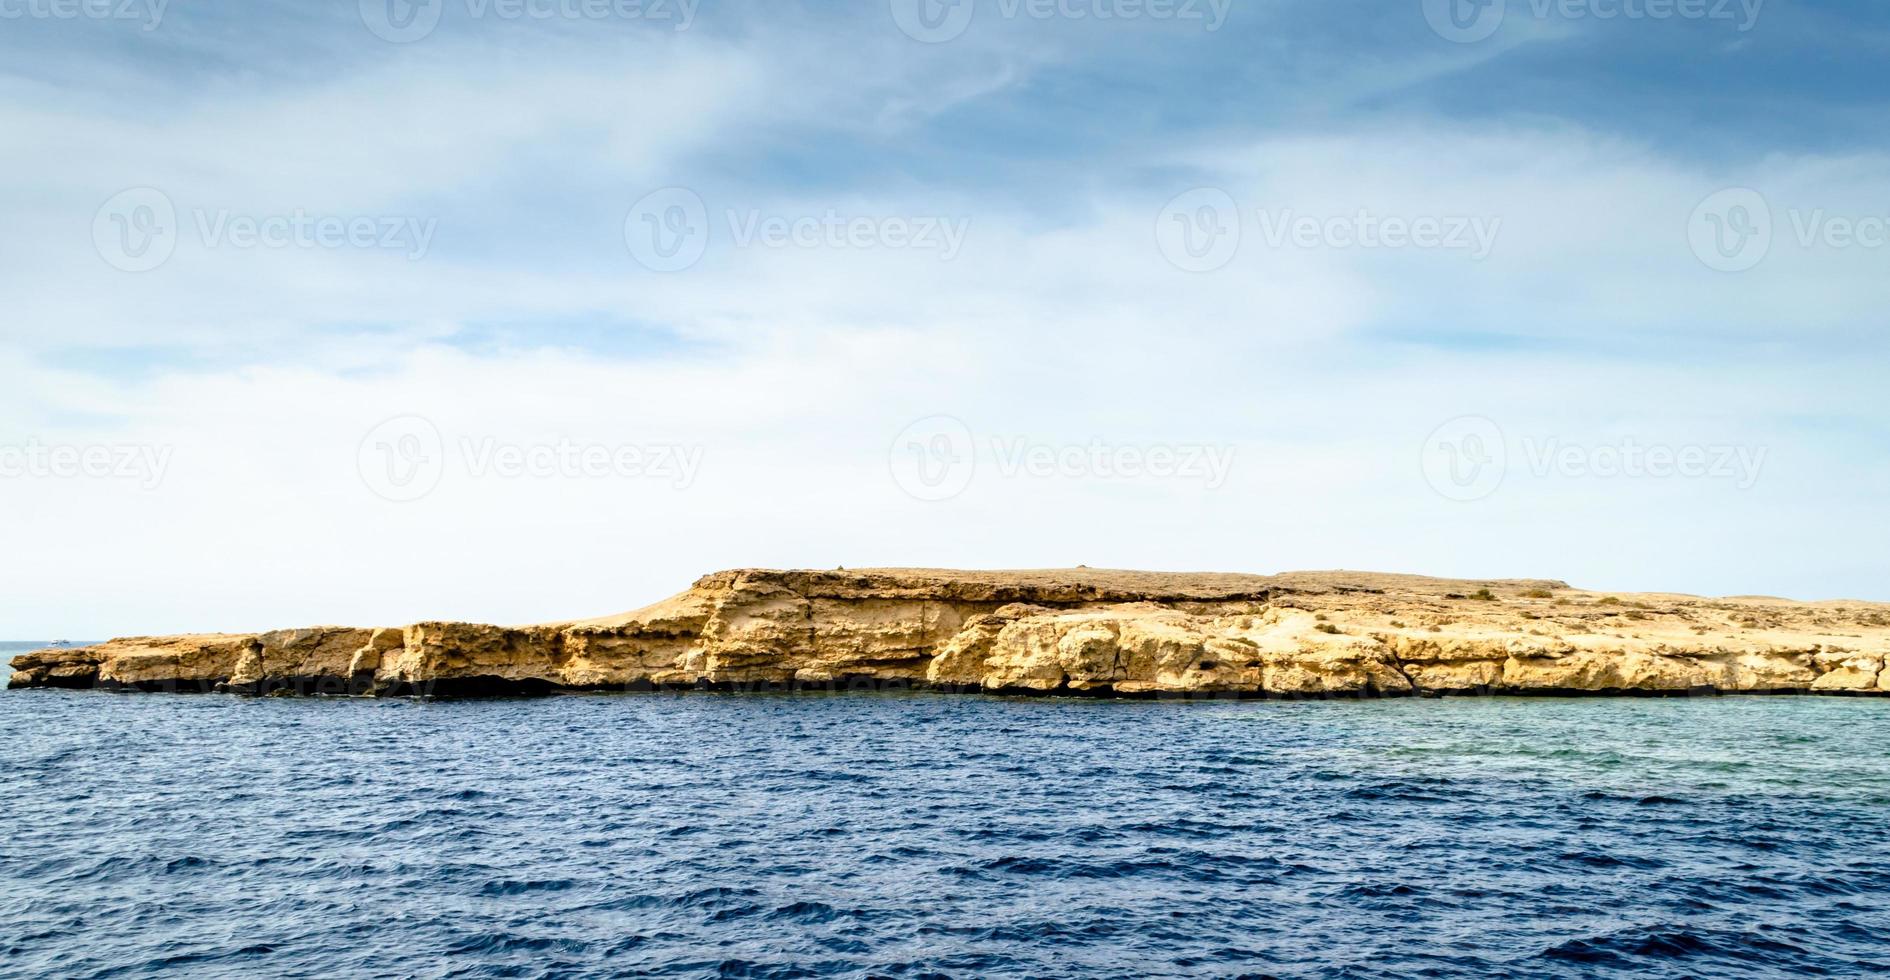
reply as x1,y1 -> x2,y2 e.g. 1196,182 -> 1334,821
2,0 -> 1887,634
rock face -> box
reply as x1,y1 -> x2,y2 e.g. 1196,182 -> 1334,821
10,568 -> 1890,697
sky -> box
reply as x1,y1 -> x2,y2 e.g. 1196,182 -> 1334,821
1,0 -> 1886,636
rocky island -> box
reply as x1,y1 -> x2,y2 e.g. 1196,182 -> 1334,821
9,568 -> 1890,697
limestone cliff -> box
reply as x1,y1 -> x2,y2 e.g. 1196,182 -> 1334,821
10,569 -> 1890,697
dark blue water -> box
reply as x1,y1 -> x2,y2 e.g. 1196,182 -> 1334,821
4,691 -> 1888,979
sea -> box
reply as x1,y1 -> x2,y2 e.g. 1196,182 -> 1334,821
3,672 -> 1888,978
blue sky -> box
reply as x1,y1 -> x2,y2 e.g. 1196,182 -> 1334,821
1,0 -> 1886,635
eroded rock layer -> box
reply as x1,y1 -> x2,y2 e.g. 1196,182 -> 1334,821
11,569 -> 1890,697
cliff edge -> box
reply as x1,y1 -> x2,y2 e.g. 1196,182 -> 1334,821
10,568 -> 1890,697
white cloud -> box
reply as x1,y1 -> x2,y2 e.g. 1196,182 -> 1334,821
2,21 -> 1888,636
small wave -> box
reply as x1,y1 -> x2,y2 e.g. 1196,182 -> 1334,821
1537,924 -> 1813,968
6,692 -> 1890,978
478,878 -> 578,896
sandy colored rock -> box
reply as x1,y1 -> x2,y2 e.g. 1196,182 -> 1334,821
22,634 -> 263,692
347,627 -> 407,676
10,568 -> 1890,698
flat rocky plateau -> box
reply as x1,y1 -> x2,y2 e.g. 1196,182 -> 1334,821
10,568 -> 1890,697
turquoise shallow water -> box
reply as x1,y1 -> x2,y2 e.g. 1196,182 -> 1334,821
0,642 -> 98,654
3,690 -> 1888,979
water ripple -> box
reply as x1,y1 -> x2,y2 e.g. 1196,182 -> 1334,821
3,692 -> 1890,979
